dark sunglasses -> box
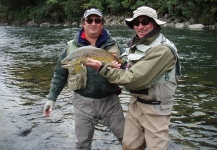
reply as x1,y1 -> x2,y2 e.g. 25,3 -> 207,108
133,19 -> 150,26
85,18 -> 102,24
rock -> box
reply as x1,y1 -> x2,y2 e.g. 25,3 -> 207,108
164,22 -> 175,28
188,24 -> 205,29
71,22 -> 78,26
40,22 -> 51,27
26,20 -> 37,27
184,21 -> 191,28
16,126 -> 32,137
63,22 -> 71,27
49,110 -> 64,123
53,23 -> 63,27
175,23 -> 185,28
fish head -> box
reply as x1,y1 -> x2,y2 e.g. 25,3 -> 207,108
61,57 -> 74,68
61,56 -> 87,71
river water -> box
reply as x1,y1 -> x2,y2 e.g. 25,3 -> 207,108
0,26 -> 216,150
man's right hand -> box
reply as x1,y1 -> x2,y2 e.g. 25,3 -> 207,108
43,100 -> 55,117
85,58 -> 102,70
85,58 -> 121,70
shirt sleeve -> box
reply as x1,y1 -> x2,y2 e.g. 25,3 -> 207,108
47,49 -> 68,101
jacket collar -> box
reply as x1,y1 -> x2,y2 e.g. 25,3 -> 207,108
77,28 -> 109,47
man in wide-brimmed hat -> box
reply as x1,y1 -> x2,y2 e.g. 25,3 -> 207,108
85,6 -> 181,150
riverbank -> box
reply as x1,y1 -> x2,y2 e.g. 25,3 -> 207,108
1,15 -> 217,30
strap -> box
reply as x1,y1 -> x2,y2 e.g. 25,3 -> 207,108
137,97 -> 161,105
66,40 -> 78,55
130,88 -> 148,95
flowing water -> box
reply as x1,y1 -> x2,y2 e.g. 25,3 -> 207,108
0,26 -> 216,150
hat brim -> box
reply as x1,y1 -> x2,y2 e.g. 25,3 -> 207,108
125,18 -> 134,29
84,12 -> 102,18
125,17 -> 166,29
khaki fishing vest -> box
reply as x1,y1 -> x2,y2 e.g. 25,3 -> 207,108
127,34 -> 181,103
127,33 -> 181,85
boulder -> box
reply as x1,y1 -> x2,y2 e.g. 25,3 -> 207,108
188,24 -> 205,29
40,22 -> 51,27
175,23 -> 185,28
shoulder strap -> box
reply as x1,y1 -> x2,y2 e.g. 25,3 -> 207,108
66,40 -> 78,55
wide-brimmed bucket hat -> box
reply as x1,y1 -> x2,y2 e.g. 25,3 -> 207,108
125,6 -> 166,29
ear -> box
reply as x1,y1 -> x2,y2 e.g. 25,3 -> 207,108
100,24 -> 103,29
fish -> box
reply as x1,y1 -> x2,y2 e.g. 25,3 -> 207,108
61,46 -> 123,73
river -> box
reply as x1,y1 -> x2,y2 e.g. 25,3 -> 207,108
0,26 -> 216,150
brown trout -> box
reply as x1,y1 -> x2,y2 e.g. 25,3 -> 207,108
61,46 -> 123,73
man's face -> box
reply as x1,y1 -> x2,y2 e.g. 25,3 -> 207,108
133,16 -> 154,38
82,15 -> 103,38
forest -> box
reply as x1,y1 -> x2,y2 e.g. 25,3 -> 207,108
0,0 -> 216,25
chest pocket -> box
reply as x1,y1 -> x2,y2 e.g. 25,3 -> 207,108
67,67 -> 87,91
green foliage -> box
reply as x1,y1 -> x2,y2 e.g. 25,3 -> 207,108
0,0 -> 216,25
104,0 -> 125,13
64,0 -> 86,23
122,0 -> 136,10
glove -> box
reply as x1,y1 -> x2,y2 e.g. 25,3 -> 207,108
43,100 -> 55,117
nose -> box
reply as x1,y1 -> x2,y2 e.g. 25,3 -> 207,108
138,23 -> 144,28
91,21 -> 96,25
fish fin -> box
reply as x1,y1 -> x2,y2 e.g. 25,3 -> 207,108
117,58 -> 124,64
74,65 -> 84,74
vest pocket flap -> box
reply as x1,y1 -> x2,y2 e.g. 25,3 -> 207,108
68,74 -> 83,90
136,44 -> 151,52
127,52 -> 144,61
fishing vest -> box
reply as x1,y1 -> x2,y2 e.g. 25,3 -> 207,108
127,33 -> 181,86
66,40 -> 121,91
66,40 -> 86,91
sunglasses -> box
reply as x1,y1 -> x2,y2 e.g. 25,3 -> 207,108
85,18 -> 102,24
133,19 -> 150,26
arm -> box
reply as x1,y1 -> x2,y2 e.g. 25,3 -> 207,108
43,50 -> 68,116
86,45 -> 176,90
47,50 -> 68,101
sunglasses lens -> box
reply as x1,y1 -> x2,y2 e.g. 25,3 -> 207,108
95,18 -> 102,24
133,20 -> 140,26
133,19 -> 150,26
141,19 -> 150,25
86,18 -> 102,24
86,18 -> 93,24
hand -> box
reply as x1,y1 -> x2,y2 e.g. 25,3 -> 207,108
111,60 -> 121,69
43,100 -> 55,117
85,58 -> 121,70
85,58 -> 102,70
111,54 -> 121,68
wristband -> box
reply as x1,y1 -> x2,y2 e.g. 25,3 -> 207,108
98,64 -> 104,71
